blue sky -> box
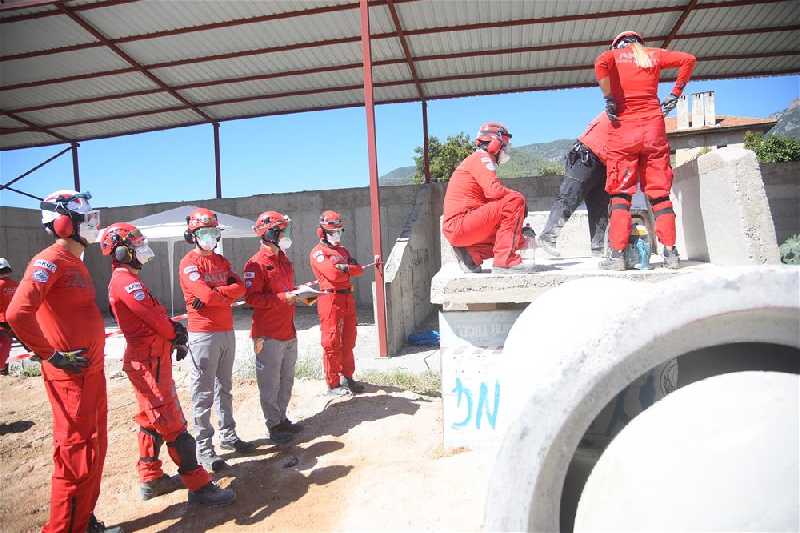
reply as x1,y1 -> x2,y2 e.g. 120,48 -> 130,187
1,75 -> 797,209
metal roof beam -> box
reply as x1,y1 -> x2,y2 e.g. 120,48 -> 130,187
0,0 -> 141,22
56,2 -> 214,122
662,0 -> 700,48
385,0 -> 424,99
0,108 -> 70,141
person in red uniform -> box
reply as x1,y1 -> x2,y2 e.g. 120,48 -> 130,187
595,30 -> 696,270
102,223 -> 235,506
442,122 -> 531,273
243,211 -> 305,444
310,211 -> 369,396
0,258 -> 19,375
6,190 -> 121,533
537,113 -> 612,258
178,208 -> 252,473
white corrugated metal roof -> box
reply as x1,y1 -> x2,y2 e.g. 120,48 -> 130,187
1,0 -> 798,150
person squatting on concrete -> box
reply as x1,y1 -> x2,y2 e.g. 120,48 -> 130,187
310,210 -> 369,396
442,122 -> 531,273
244,211 -> 305,444
179,208 -> 253,473
595,30 -> 696,270
7,190 -> 121,533
0,258 -> 19,375
103,223 -> 235,507
537,113 -> 612,258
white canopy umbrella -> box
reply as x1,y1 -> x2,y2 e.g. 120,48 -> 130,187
128,205 -> 255,313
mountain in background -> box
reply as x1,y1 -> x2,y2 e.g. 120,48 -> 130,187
768,98 -> 800,139
378,138 -> 573,185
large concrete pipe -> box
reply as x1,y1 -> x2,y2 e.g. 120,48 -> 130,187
574,371 -> 799,532
484,267 -> 799,532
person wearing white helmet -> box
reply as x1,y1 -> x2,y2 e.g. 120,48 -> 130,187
0,257 -> 19,375
7,190 -> 121,532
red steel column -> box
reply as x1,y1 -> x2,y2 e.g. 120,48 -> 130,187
360,0 -> 389,358
71,142 -> 81,191
213,122 -> 222,198
422,100 -> 430,182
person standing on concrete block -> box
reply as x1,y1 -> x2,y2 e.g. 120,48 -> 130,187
179,208 -> 253,473
103,223 -> 235,507
6,190 -> 121,533
595,30 -> 696,270
310,210 -> 368,396
538,113 -> 611,258
442,122 -> 532,273
0,258 -> 19,375
244,211 -> 305,444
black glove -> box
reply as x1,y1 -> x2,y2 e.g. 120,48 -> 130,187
604,96 -> 618,122
661,93 -> 679,115
226,276 -> 237,285
172,320 -> 188,347
47,349 -> 89,374
191,297 -> 204,310
335,263 -> 349,273
174,344 -> 189,361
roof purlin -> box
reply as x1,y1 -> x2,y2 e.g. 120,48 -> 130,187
386,0 -> 424,100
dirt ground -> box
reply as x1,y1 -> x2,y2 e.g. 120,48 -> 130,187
0,371 -> 491,532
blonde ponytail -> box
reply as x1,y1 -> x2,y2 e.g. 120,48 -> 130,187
631,42 -> 653,69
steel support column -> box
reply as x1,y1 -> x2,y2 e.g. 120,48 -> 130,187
213,122 -> 222,199
71,142 -> 81,191
360,0 -> 389,358
421,101 -> 430,182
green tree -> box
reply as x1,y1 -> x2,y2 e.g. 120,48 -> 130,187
744,132 -> 800,163
412,132 -> 474,183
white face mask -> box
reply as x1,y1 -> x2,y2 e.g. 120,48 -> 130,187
134,243 -> 155,265
78,210 -> 101,243
278,237 -> 292,251
195,227 -> 220,251
327,230 -> 342,245
498,149 -> 511,165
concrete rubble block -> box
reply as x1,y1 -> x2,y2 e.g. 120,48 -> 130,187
527,209 -> 591,258
575,372 -> 799,533
484,266 -> 799,532
672,147 -> 780,265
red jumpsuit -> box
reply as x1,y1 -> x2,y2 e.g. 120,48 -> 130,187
442,149 -> 527,268
6,243 -> 107,533
108,267 -> 211,491
309,242 -> 364,389
178,250 -> 245,333
595,47 -> 696,251
0,276 -> 19,370
243,247 -> 296,341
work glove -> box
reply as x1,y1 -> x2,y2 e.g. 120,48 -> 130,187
174,344 -> 189,361
604,96 -> 618,122
226,276 -> 238,285
661,93 -> 679,115
335,263 -> 349,273
191,297 -> 204,310
47,349 -> 89,374
172,320 -> 188,347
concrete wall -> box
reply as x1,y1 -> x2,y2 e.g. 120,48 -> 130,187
761,160 -> 800,244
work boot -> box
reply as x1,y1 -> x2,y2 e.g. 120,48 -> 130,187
326,385 -> 353,398
537,234 -> 561,258
140,473 -> 183,501
199,454 -> 228,473
188,482 -> 236,507
492,259 -> 535,274
340,376 -> 365,394
88,515 -> 124,533
220,437 -> 256,453
663,246 -> 681,269
599,249 -> 626,271
267,426 -> 293,445
0,365 -> 8,376
452,247 -> 482,273
275,418 -> 304,434
591,248 -> 605,258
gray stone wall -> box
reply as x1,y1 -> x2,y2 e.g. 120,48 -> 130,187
761,161 -> 800,244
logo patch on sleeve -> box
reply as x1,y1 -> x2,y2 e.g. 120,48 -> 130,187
124,282 -> 143,293
480,157 -> 496,171
183,265 -> 198,274
245,280 -> 253,288
133,290 -> 146,301
243,271 -> 256,279
34,259 -> 57,272
189,272 -> 201,282
32,269 -> 49,283
316,254 -> 325,263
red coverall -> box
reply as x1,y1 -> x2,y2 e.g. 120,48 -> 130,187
6,243 -> 107,533
108,267 -> 211,491
0,276 -> 19,369
243,247 -> 296,341
595,47 -> 696,251
442,149 -> 527,268
309,242 -> 363,389
178,250 -> 245,333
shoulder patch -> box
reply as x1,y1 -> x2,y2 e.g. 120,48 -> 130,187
32,269 -> 49,283
480,157 -> 496,171
316,254 -> 325,263
245,280 -> 253,288
133,290 -> 146,301
243,271 -> 256,279
183,265 -> 198,274
188,272 -> 201,282
124,281 -> 143,293
34,259 -> 57,273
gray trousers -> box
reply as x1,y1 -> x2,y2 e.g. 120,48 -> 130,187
255,337 -> 298,429
188,330 -> 238,457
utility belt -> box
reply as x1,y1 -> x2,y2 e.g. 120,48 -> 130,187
567,141 -> 597,167
321,288 -> 352,295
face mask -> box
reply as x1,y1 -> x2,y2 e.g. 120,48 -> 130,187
78,210 -> 101,243
134,243 -> 155,265
327,230 -> 342,245
498,148 -> 511,165
195,228 -> 220,251
278,237 -> 292,251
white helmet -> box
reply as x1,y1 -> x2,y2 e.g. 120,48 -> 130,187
40,189 -> 100,244
0,258 -> 10,272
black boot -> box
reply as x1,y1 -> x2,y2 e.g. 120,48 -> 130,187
88,514 -> 124,533
140,473 -> 183,501
275,418 -> 304,434
452,247 -> 482,273
188,482 -> 236,506
663,246 -> 681,269
198,454 -> 229,473
537,234 -> 561,258
267,425 -> 293,445
599,249 -> 626,271
220,437 -> 256,453
340,376 -> 365,394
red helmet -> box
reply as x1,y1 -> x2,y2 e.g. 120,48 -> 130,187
319,210 -> 344,231
611,30 -> 644,49
186,208 -> 218,232
99,222 -> 145,256
254,210 -> 289,238
475,122 -> 512,155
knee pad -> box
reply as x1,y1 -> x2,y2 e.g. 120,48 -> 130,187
649,195 -> 674,218
169,431 -> 200,473
610,193 -> 632,212
140,426 -> 163,449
